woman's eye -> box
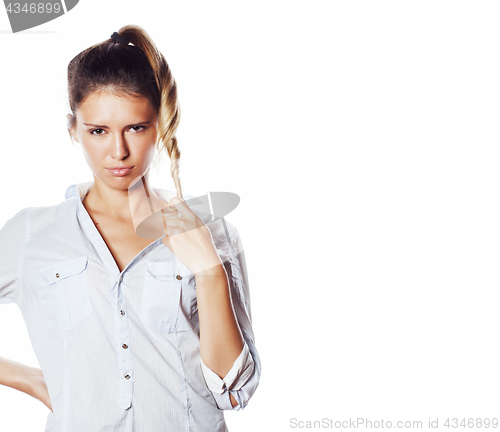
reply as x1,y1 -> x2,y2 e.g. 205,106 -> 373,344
90,129 -> 105,135
130,126 -> 145,132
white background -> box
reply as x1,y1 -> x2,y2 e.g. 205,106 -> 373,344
1,1 -> 500,431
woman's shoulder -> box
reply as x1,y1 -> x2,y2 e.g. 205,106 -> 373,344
4,196 -> 78,237
29,197 -> 76,219
0,206 -> 31,238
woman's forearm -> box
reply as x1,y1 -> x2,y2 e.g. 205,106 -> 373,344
0,356 -> 31,394
195,264 -> 244,407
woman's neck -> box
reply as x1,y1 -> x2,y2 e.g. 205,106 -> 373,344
83,175 -> 167,228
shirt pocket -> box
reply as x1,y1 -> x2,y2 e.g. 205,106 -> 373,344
36,256 -> 92,332
142,262 -> 196,334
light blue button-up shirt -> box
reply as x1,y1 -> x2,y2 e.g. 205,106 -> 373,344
0,182 -> 261,431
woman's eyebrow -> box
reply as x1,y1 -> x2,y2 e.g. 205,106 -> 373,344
83,121 -> 152,128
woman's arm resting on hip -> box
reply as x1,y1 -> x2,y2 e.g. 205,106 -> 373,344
0,356 -> 52,411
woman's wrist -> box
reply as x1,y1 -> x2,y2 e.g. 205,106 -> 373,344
194,263 -> 227,282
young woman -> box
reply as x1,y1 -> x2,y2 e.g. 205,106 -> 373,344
0,25 -> 260,431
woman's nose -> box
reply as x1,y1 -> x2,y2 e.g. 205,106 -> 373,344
112,133 -> 130,160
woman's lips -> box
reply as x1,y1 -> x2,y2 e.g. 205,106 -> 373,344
106,167 -> 133,176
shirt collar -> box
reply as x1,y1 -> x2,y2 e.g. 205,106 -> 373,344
64,182 -> 94,201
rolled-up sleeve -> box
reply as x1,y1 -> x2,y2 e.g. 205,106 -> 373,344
0,207 -> 30,305
201,339 -> 255,393
204,220 -> 261,411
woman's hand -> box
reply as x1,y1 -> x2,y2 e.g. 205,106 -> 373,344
161,197 -> 223,275
25,367 -> 53,412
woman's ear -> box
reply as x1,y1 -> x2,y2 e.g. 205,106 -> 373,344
67,113 -> 79,143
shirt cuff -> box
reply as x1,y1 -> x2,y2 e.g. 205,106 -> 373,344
200,341 -> 255,395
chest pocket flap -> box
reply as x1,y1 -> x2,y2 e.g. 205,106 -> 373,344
36,256 -> 88,286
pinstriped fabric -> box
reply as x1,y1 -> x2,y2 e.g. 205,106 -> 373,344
0,182 -> 261,431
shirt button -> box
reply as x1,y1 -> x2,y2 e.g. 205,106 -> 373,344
125,374 -> 130,380
176,274 -> 182,280
122,343 -> 128,349
55,273 -> 60,278
120,310 -> 125,316
118,276 -> 122,282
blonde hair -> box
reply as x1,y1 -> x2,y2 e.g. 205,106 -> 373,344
67,24 -> 183,197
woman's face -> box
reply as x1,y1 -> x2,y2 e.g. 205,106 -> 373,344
70,91 -> 159,191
